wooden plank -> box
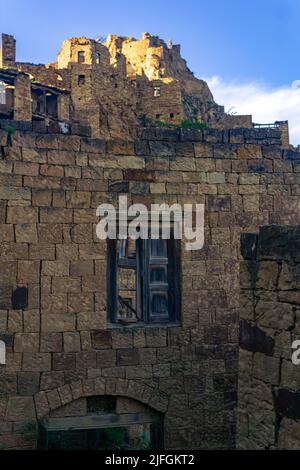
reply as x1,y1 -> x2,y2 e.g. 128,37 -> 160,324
41,412 -> 161,432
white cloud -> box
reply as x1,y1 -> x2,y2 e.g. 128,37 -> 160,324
206,76 -> 300,147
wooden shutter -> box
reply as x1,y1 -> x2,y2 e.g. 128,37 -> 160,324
143,239 -> 170,323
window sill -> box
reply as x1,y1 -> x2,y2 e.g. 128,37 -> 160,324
107,321 -> 181,330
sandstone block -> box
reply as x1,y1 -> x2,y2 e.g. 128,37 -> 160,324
146,328 -> 167,347
6,397 -> 35,420
15,224 -> 38,243
56,244 -> 78,260
42,261 -> 69,276
111,330 -> 133,349
14,333 -> 39,353
63,332 -> 81,352
53,353 -> 75,371
91,330 -> 112,349
66,191 -> 91,208
14,162 -> 39,176
117,348 -> 139,366
29,243 -> 55,260
0,224 -> 14,242
70,260 -> 94,276
7,207 -> 38,223
22,148 -> 47,164
51,277 -> 81,294
0,187 -> 31,201
42,313 -> 75,332
18,260 -> 40,283
40,332 -> 63,352
40,371 -> 65,390
126,365 -> 153,379
207,172 -> 226,184
40,208 -> 73,223
22,353 -> 51,372
17,372 -> 40,395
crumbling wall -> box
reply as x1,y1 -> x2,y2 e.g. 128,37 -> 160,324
14,74 -> 32,121
3,32 -> 241,139
238,225 -> 300,449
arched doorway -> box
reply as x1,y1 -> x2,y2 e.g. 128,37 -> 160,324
37,395 -> 164,450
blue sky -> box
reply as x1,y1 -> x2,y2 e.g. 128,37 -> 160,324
0,0 -> 299,143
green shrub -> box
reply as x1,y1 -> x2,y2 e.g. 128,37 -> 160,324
139,115 -> 207,130
98,427 -> 127,450
5,126 -> 16,136
179,119 -> 207,129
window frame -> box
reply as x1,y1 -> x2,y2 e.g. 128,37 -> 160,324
107,236 -> 181,326
77,50 -> 86,63
78,74 -> 86,86
153,86 -> 161,97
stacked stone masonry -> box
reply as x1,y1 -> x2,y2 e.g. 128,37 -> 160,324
238,226 -> 300,450
0,123 -> 299,449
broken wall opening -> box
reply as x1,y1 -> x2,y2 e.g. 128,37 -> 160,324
37,395 -> 163,450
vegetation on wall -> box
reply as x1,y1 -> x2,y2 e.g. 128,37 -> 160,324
139,115 -> 207,130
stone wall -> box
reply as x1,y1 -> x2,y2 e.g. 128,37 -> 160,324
0,122 -> 299,449
238,225 -> 300,449
0,34 -> 16,68
13,75 -> 32,122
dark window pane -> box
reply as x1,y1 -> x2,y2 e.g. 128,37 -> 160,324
150,239 -> 167,257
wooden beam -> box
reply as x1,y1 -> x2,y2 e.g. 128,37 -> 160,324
40,412 -> 161,432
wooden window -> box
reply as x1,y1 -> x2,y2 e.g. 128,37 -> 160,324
108,234 -> 180,325
0,81 -> 6,105
78,51 -> 85,63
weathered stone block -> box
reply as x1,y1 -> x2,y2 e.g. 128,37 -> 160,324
22,353 -> 51,372
6,397 -> 35,420
42,261 -> 69,276
208,195 -> 231,212
40,333 -> 63,352
14,333 -> 39,353
253,353 -> 280,385
255,300 -> 294,330
41,313 -> 75,332
7,207 -> 38,223
29,243 -> 55,260
40,371 -> 65,390
40,208 -> 73,223
91,330 -> 112,349
15,224 -> 38,243
17,372 -> 40,395
53,353 -> 75,371
146,328 -> 167,347
63,332 -> 81,352
117,348 -> 139,366
76,351 -> 97,369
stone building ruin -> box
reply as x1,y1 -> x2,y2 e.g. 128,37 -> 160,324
0,31 -> 299,450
